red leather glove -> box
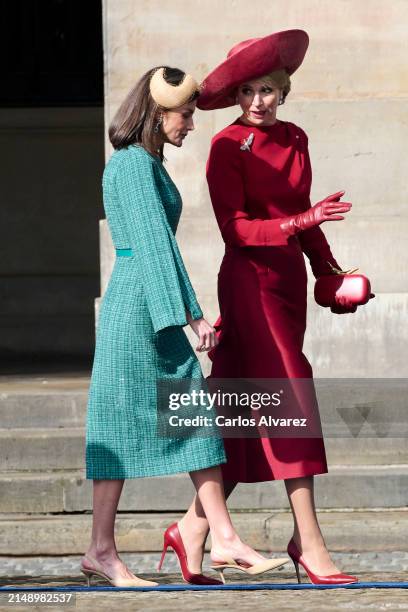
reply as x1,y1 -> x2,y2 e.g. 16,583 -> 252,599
280,191 -> 352,237
330,295 -> 357,314
330,292 -> 375,314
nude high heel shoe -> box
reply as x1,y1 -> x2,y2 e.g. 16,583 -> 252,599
211,554 -> 289,583
80,553 -> 158,587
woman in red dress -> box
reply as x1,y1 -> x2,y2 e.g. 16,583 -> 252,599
179,30 -> 371,584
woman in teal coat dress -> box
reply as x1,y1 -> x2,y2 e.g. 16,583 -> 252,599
81,66 -> 288,587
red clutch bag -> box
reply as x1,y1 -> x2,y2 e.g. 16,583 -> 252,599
314,266 -> 371,308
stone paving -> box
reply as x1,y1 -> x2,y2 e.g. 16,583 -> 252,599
0,572 -> 407,612
0,555 -> 407,611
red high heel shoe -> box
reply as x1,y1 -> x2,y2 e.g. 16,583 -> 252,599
287,539 -> 358,585
158,522 -> 222,585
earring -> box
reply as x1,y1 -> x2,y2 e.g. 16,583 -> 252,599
154,114 -> 163,133
278,96 -> 284,106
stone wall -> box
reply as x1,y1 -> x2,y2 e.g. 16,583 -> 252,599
100,0 -> 408,376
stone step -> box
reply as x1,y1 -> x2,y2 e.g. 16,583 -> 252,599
1,466 -> 407,513
0,510 -> 406,556
1,378 -> 407,434
0,428 -> 85,471
1,428 -> 408,471
0,393 -> 87,429
0,378 -> 88,429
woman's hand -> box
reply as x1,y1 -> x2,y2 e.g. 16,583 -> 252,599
303,191 -> 352,228
187,313 -> 219,352
330,295 -> 357,314
330,292 -> 375,314
280,191 -> 352,237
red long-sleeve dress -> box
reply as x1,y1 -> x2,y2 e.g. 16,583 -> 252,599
207,117 -> 340,482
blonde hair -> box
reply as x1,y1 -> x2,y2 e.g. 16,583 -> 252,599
261,69 -> 291,104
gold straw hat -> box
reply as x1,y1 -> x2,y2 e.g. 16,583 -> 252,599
150,67 -> 199,108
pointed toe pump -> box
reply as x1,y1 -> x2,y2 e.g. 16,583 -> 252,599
80,554 -> 158,587
158,522 -> 223,585
210,555 -> 289,583
287,539 -> 358,585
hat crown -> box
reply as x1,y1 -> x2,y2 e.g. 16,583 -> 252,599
198,30 -> 309,111
227,38 -> 260,59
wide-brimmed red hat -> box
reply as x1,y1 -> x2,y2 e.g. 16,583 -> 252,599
197,29 -> 309,111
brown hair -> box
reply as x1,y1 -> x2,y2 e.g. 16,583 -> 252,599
109,66 -> 199,160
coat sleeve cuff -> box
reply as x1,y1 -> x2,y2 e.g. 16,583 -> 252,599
152,313 -> 188,334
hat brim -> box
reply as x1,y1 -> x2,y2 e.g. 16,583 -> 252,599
197,29 -> 309,111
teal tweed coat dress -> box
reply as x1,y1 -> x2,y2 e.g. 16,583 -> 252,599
86,145 -> 226,479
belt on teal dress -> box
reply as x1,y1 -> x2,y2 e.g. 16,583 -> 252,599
116,248 -> 134,257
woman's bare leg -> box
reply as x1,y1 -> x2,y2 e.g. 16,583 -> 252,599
285,475 -> 341,575
178,477 -> 237,572
82,479 -> 142,580
179,469 -> 264,572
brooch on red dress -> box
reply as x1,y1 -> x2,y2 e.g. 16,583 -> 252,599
240,133 -> 254,151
